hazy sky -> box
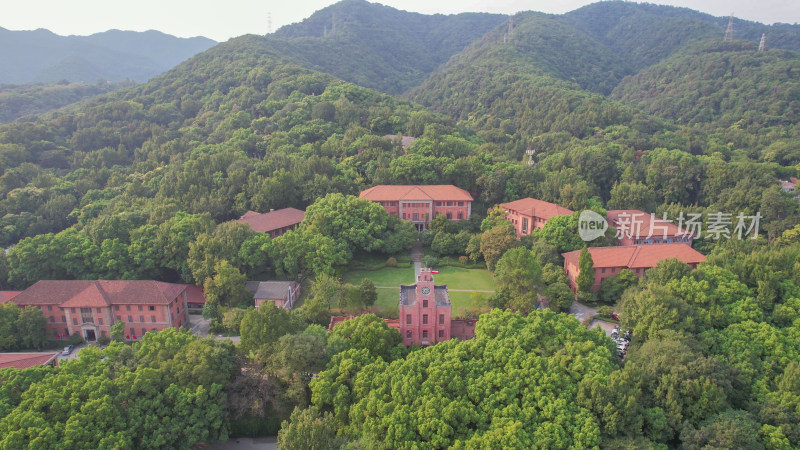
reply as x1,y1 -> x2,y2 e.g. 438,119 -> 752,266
3,0 -> 798,42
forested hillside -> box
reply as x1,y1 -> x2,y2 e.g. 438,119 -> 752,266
0,80 -> 134,123
269,0 -> 506,94
0,27 -> 216,84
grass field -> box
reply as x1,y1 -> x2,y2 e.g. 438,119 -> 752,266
431,267 -> 496,291
343,267 -> 414,286
343,265 -> 495,318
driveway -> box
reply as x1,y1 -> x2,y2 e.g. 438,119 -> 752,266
187,313 -> 210,337
56,342 -> 88,362
569,301 -> 597,322
589,319 -> 617,337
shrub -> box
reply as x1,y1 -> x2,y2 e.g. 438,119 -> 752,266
422,255 -> 440,268
459,255 -> 469,265
597,305 -> 613,317
386,257 -> 398,267
67,334 -> 85,346
97,336 -> 111,346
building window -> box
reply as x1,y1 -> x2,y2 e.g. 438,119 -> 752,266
423,330 -> 428,338
406,314 -> 412,325
522,217 -> 528,231
128,315 -> 132,322
142,328 -> 146,336
446,212 -> 452,219
80,308 -> 93,324
72,318 -> 78,325
61,316 -> 65,322
126,305 -> 131,311
117,316 -> 121,321
47,305 -> 52,311
49,316 -> 55,323
96,308 -> 101,314
138,305 -> 143,311
413,213 -> 419,221
140,315 -> 144,322
149,305 -> 155,311
423,314 -> 428,325
423,299 -> 428,308
151,316 -> 156,323
406,330 -> 412,338
98,318 -> 103,325
115,305 -> 119,311
438,330 -> 444,338
64,329 -> 69,336
457,212 -> 463,220
130,328 -> 135,335
439,314 -> 444,325
458,202 -> 464,206
71,308 -> 76,313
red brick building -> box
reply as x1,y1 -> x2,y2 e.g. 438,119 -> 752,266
359,185 -> 473,231
0,291 -> 21,303
562,243 -> 706,291
328,269 -> 477,346
238,208 -> 305,238
10,280 -> 191,341
502,198 -> 573,238
607,209 -> 693,246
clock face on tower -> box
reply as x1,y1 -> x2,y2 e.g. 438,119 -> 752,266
421,286 -> 431,295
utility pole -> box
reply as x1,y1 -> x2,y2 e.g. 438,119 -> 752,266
723,14 -> 734,42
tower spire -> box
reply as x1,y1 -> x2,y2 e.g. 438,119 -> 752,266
758,33 -> 766,51
723,14 -> 734,42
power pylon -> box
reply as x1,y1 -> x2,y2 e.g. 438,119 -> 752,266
723,14 -> 734,42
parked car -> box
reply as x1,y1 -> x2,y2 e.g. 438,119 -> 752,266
62,345 -> 74,355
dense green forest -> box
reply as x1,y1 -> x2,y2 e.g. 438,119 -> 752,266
0,80 -> 134,123
1,0 -> 799,448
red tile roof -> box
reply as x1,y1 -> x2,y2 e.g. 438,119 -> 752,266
183,285 -> 206,305
359,185 -> 473,202
501,198 -> 572,220
0,352 -> 59,369
0,291 -> 21,303
12,280 -> 187,308
562,243 -> 705,269
606,209 -> 689,238
238,208 -> 305,233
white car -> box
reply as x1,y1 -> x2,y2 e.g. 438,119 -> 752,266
62,345 -> 74,355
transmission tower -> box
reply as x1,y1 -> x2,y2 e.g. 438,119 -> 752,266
525,148 -> 536,166
723,14 -> 734,42
758,33 -> 766,51
267,12 -> 272,34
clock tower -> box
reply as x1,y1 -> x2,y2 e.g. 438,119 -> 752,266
399,268 -> 451,346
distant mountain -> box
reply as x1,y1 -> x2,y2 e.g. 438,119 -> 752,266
0,27 -> 216,84
269,0 -> 506,94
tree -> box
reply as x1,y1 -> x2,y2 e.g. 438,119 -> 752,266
271,228 -> 348,281
239,303 -> 304,354
203,260 -> 252,309
359,279 -> 378,307
278,406 -> 344,450
608,182 -> 657,212
304,193 -> 389,254
188,221 -> 255,285
480,224 -> 519,271
643,258 -> 691,286
494,247 -> 542,315
110,321 -> 125,342
599,269 -> 638,304
326,314 -> 403,361
577,247 -> 595,293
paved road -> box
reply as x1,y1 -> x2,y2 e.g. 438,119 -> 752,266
589,319 -> 617,337
411,239 -> 422,279
569,300 -> 597,322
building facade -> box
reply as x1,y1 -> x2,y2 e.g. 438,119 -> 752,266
10,280 -> 191,341
238,208 -> 305,238
502,198 -> 573,238
399,269 -> 453,346
359,185 -> 473,230
562,243 -> 706,291
607,209 -> 693,246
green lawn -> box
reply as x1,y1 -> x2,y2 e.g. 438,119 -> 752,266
431,267 -> 496,292
343,264 -> 496,318
343,267 -> 415,286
